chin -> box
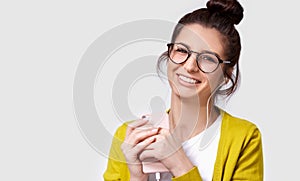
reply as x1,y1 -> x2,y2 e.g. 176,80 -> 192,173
169,79 -> 211,102
170,82 -> 201,99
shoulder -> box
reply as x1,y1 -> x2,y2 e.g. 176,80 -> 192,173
221,111 -> 262,144
222,111 -> 260,133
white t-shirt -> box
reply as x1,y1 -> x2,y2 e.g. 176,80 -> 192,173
148,115 -> 222,181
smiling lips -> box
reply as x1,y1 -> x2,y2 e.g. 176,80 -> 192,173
177,73 -> 201,84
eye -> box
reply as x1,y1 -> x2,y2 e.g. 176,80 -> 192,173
175,47 -> 188,54
199,54 -> 218,63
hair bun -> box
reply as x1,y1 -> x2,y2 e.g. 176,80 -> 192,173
206,0 -> 244,25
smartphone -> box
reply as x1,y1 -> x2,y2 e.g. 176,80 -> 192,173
141,112 -> 169,173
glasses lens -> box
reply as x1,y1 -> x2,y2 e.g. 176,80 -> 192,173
168,44 -> 189,64
197,53 -> 219,73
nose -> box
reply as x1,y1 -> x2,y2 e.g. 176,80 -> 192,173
183,54 -> 199,73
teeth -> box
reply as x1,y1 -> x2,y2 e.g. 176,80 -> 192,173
179,75 -> 199,84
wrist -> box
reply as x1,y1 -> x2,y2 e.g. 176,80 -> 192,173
164,150 -> 194,177
170,161 -> 194,177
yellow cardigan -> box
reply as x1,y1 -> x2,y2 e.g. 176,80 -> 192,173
103,110 -> 263,181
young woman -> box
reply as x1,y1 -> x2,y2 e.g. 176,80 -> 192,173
104,0 -> 263,180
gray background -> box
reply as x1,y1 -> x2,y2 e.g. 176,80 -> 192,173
1,0 -> 299,180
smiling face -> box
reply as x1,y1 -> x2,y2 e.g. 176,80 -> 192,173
167,23 -> 226,100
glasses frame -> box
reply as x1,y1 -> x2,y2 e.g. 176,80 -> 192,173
167,43 -> 231,73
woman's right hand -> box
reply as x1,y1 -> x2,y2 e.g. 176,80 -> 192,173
120,119 -> 158,181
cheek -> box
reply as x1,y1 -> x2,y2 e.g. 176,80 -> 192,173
166,62 -> 180,93
206,69 -> 225,91
166,61 -> 171,74
167,61 -> 177,77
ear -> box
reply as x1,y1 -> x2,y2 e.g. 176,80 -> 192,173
224,77 -> 229,84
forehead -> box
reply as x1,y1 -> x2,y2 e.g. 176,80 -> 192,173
175,24 -> 225,57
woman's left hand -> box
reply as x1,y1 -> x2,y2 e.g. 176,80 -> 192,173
139,128 -> 194,177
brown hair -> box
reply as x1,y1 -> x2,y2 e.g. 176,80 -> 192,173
157,0 -> 244,97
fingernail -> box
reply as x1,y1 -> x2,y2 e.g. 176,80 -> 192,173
152,137 -> 156,143
151,128 -> 158,133
157,127 -> 162,133
142,115 -> 151,120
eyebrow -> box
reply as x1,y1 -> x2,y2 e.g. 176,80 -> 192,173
176,42 -> 222,58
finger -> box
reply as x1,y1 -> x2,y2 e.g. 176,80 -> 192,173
144,134 -> 164,150
126,119 -> 149,136
140,136 -> 178,161
129,119 -> 149,128
126,128 -> 159,145
132,136 -> 156,155
141,114 -> 151,120
145,134 -> 181,152
139,149 -> 156,161
158,127 -> 169,135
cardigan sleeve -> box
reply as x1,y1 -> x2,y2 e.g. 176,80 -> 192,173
172,166 -> 203,181
232,127 -> 264,181
103,123 -> 130,181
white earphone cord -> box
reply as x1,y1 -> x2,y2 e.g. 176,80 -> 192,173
155,172 -> 160,181
154,81 -> 226,180
200,81 -> 226,150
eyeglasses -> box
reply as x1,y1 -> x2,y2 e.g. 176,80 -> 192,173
167,43 -> 231,73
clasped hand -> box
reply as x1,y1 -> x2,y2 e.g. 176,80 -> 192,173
121,118 -> 193,178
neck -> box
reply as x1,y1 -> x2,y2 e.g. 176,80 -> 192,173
169,93 -> 219,141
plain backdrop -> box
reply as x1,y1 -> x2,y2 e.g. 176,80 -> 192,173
1,0 -> 299,180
